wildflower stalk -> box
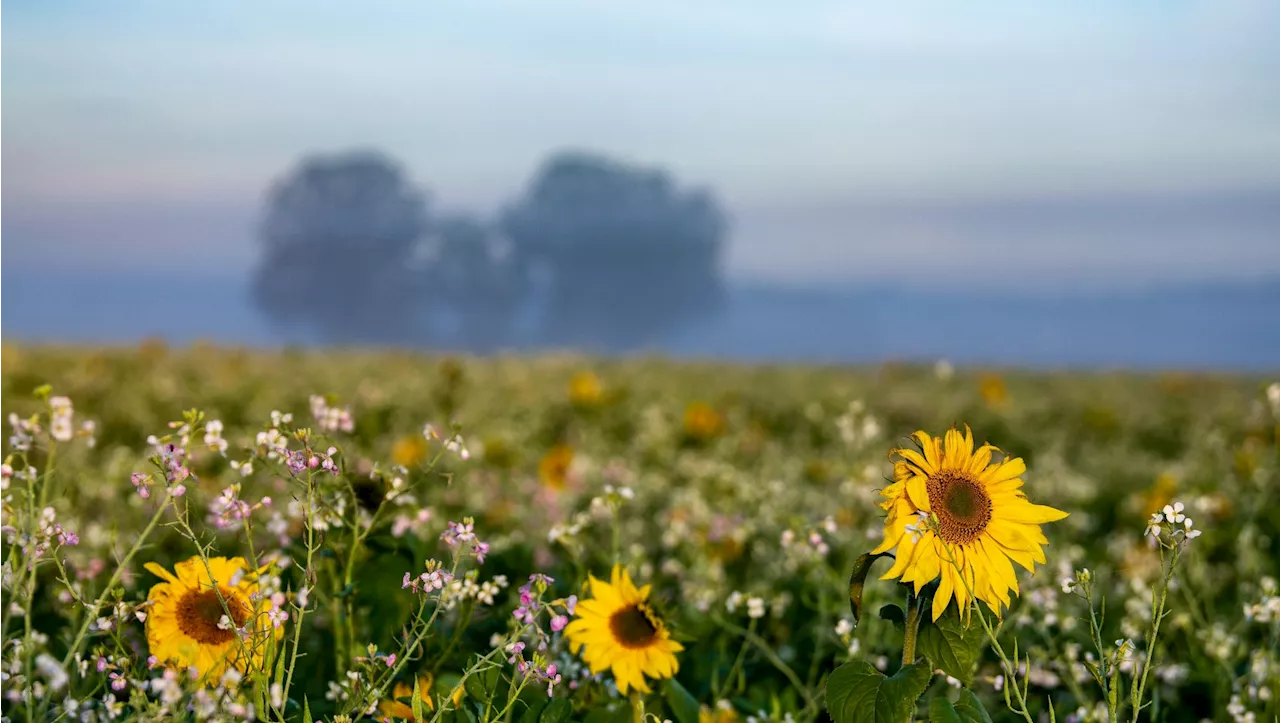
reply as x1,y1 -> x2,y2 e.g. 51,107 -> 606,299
716,616 -> 816,711
1128,539 -> 1180,722
360,551 -> 466,715
279,466 -> 319,720
431,600 -> 475,675
939,540 -> 1039,723
430,637 -> 528,723
59,495 -> 169,672
719,619 -> 756,697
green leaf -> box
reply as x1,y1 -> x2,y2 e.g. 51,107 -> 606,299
413,677 -> 427,722
583,702 -> 633,723
879,604 -> 905,631
954,690 -> 993,723
302,698 -> 313,723
464,659 -> 503,705
519,698 -> 550,723
928,691 -> 992,723
541,699 -> 573,723
664,678 -> 702,723
848,552 -> 892,623
915,606 -> 986,686
826,661 -> 932,723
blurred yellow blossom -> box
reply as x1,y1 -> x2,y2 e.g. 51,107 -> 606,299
539,444 -> 575,490
392,434 -> 428,467
568,370 -> 604,408
683,401 -> 725,441
978,373 -> 1009,408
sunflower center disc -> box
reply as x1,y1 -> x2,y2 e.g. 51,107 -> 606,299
609,604 -> 660,649
926,469 -> 993,544
177,588 -> 252,645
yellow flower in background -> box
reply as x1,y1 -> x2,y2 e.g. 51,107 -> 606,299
539,445 -> 575,490
978,374 -> 1009,408
700,703 -> 741,723
392,434 -> 428,467
565,564 -> 683,695
568,371 -> 604,407
1140,473 -> 1179,517
683,402 -> 724,441
377,673 -> 463,721
144,556 -> 282,681
873,427 -> 1068,621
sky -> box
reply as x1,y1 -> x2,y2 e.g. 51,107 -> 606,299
4,0 -> 1280,287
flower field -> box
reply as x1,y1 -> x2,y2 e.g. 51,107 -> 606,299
2,343 -> 1277,723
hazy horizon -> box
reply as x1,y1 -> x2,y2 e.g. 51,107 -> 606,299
5,1 -> 1280,288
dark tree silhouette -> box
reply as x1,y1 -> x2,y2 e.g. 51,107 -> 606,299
416,215 -> 525,351
500,151 -> 727,348
252,150 -> 429,344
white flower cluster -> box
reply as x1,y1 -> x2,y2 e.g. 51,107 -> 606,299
204,419 -> 228,455
310,395 -> 354,434
49,396 -> 75,442
424,424 -> 470,460
725,591 -> 773,619
1144,501 -> 1201,547
442,573 -> 509,609
834,400 -> 881,447
1228,694 -> 1257,723
1244,577 -> 1280,624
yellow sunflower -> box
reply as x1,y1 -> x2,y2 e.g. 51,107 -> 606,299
873,427 -> 1068,621
144,556 -> 282,682
564,564 -> 683,695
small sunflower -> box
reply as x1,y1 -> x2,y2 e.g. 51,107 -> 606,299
392,434 -> 428,467
144,556 -> 282,681
568,371 -> 604,408
539,445 -> 575,490
978,374 -> 1009,407
683,402 -> 724,441
564,564 -> 682,695
873,427 -> 1068,621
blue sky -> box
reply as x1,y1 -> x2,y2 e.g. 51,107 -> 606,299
4,0 -> 1280,285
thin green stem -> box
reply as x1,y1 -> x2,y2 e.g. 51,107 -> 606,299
59,497 -> 168,670
716,616 -> 816,711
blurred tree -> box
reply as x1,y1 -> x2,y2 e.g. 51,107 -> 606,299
416,215 -> 525,352
500,151 -> 727,349
252,150 -> 429,344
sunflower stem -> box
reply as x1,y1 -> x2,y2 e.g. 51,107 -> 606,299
901,592 -> 921,665
631,691 -> 645,723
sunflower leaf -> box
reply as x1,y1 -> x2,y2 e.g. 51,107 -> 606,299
848,552 -> 893,624
663,678 -> 702,723
929,691 -> 991,723
879,604 -> 906,631
826,661 -> 932,723
915,606 -> 986,686
953,689 -> 994,723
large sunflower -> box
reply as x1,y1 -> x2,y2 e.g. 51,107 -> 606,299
144,556 -> 282,682
564,564 -> 683,695
873,427 -> 1068,621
